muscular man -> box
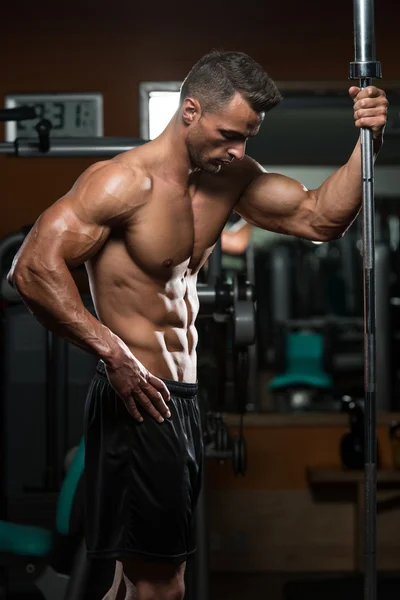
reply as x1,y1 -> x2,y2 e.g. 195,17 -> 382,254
8,50 -> 387,600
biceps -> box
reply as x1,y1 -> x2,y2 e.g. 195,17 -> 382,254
236,173 -> 317,234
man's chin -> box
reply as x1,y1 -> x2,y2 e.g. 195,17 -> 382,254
202,161 -> 221,174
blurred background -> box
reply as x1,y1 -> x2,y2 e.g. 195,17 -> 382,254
0,0 -> 400,598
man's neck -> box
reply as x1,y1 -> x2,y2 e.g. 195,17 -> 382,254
151,120 -> 197,188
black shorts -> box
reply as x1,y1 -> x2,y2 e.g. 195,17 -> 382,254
84,361 -> 203,564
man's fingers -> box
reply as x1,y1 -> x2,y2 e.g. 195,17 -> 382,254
352,88 -> 388,135
353,97 -> 388,112
355,116 -> 386,130
135,389 -> 166,423
148,374 -> 171,402
354,106 -> 388,120
124,397 -> 144,423
349,86 -> 361,101
350,85 -> 386,102
142,381 -> 171,419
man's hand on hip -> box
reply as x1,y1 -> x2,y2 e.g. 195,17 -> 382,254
105,353 -> 171,423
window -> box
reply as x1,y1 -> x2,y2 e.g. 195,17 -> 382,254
139,82 -> 181,140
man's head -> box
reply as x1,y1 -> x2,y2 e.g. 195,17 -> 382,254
179,50 -> 282,173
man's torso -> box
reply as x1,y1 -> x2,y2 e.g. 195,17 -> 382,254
86,145 -> 255,382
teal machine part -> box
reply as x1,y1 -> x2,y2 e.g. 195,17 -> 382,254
269,332 -> 332,390
0,438 -> 84,556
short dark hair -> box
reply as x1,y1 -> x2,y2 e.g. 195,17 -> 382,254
180,49 -> 282,114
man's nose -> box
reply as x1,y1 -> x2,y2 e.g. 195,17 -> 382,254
228,141 -> 246,161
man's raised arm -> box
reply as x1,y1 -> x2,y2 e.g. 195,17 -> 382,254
235,85 -> 387,241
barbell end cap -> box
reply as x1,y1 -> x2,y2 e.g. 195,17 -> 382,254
349,61 -> 382,80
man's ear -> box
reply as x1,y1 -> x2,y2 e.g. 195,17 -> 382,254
182,97 -> 201,125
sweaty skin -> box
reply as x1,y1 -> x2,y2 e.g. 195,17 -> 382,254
8,86 -> 387,423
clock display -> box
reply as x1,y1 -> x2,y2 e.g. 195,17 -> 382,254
5,93 -> 103,140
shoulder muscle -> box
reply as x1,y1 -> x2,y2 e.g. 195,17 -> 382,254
18,161 -> 149,268
62,160 -> 148,226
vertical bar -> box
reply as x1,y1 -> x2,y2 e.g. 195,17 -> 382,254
360,110 -> 377,600
375,243 -> 391,410
351,1 -> 381,599
353,0 -> 377,62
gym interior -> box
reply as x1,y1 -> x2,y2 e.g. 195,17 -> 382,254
1,1 -> 400,598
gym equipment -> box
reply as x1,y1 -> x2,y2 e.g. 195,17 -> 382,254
269,329 -> 332,387
0,439 -> 88,599
0,231 -> 26,302
0,233 -> 98,598
350,0 -> 382,597
340,396 -> 381,471
375,242 -> 391,410
340,396 -> 366,470
268,318 -> 334,411
189,241 -> 254,600
0,136 -> 146,157
197,268 -> 255,346
232,437 -> 247,477
266,226 -> 392,410
199,242 -> 251,477
197,231 -> 256,357
244,242 -> 259,413
0,105 -> 144,157
202,413 -> 247,477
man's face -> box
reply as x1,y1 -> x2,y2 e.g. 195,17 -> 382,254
185,92 -> 264,174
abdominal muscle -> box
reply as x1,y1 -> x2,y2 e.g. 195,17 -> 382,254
87,258 -> 200,383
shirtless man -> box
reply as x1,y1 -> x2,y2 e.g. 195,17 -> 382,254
8,50 -> 387,600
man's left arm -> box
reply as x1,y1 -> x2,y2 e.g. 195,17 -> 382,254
235,86 -> 388,242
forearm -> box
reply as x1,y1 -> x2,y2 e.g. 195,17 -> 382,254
10,261 -> 126,369
312,135 -> 382,239
221,220 -> 252,254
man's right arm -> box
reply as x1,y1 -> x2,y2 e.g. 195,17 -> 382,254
8,161 -> 171,423
8,161 -> 134,368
